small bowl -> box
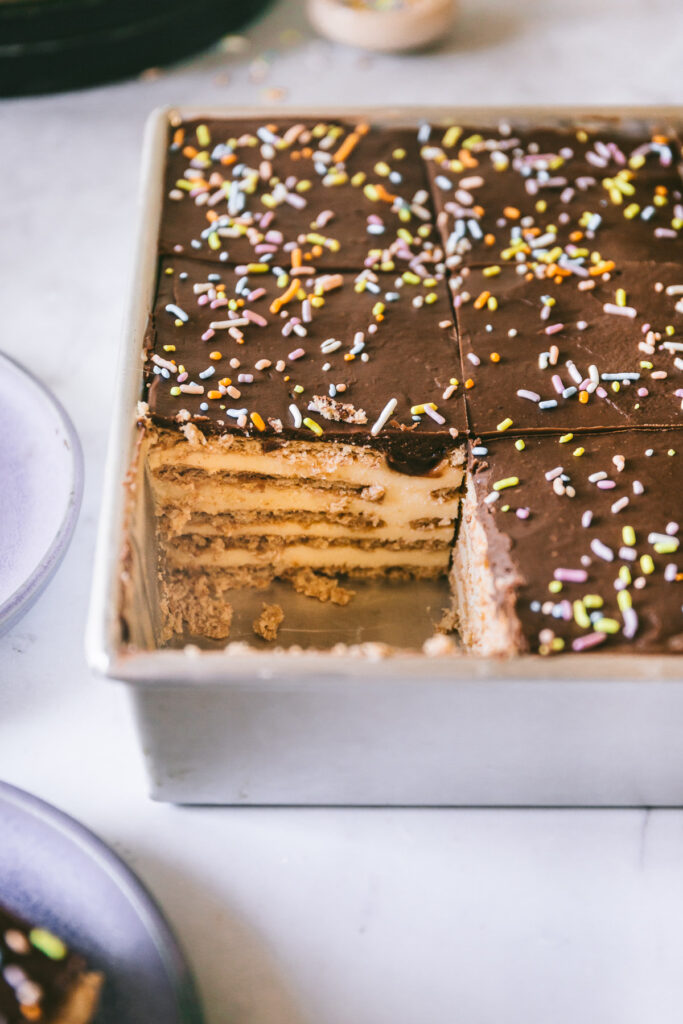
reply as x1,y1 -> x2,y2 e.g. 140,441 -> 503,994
308,0 -> 456,52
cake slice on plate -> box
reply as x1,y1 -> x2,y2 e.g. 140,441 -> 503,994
0,905 -> 102,1024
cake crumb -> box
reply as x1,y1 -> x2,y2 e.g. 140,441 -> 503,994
308,395 -> 368,424
435,605 -> 459,634
360,484 -> 385,502
423,634 -> 458,657
180,422 -> 207,447
290,568 -> 355,605
252,603 -> 284,641
159,573 -> 233,641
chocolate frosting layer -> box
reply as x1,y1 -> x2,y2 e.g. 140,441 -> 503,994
145,114 -> 683,654
161,118 -> 436,272
469,430 -> 683,653
145,255 -> 466,466
422,123 -> 683,267
453,260 -> 683,434
0,905 -> 87,1022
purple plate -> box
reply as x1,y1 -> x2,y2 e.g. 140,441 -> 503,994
0,351 -> 83,635
0,781 -> 204,1023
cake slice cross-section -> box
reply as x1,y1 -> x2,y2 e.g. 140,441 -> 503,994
147,426 -> 464,640
142,253 -> 466,641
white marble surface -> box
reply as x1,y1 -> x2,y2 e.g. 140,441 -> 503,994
2,0 -> 683,1020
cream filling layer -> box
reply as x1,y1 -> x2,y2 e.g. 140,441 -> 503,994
165,518 -> 455,544
151,477 -> 461,526
145,428 -> 464,596
166,543 -> 450,573
147,434 -> 465,488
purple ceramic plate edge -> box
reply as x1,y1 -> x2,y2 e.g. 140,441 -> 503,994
0,779 -> 205,1024
0,351 -> 84,637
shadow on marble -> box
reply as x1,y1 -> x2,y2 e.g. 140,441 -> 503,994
116,843 -> 309,1024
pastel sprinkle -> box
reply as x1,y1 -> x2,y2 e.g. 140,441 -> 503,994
622,525 -> 636,546
554,568 -> 588,583
653,539 -> 680,555
303,416 -> 323,436
572,632 -> 607,651
622,607 -> 639,639
591,539 -> 614,562
603,303 -> 637,318
573,600 -> 591,628
492,476 -> 519,491
593,617 -> 620,634
165,303 -> 188,322
30,929 -> 67,961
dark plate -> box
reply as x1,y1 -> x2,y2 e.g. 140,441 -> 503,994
0,0 -> 272,95
0,781 -> 204,1024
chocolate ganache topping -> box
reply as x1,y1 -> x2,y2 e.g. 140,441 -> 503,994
141,113 -> 683,653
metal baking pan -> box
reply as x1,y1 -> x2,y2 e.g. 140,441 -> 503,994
86,105 -> 683,807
